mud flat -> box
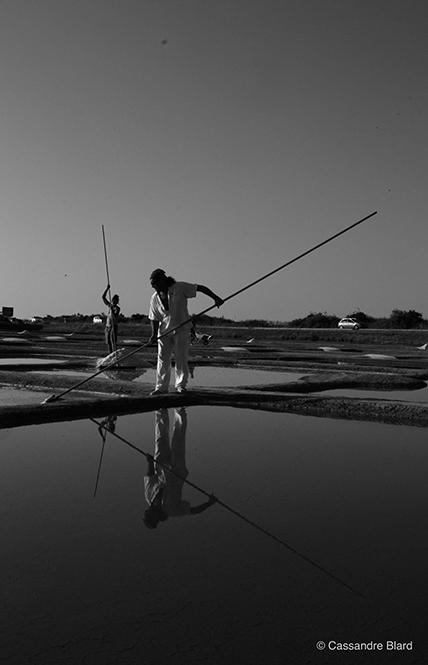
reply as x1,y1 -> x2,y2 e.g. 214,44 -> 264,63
1,368 -> 428,428
1,333 -> 428,428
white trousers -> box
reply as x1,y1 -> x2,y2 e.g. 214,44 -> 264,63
155,329 -> 190,391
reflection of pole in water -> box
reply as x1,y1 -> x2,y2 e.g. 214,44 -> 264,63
93,415 -> 117,497
91,416 -> 364,599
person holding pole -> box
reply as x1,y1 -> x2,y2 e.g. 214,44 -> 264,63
147,269 -> 223,395
42,212 -> 377,406
102,285 -> 121,353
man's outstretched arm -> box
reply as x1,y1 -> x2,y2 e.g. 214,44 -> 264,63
102,284 -> 111,307
196,284 -> 224,308
190,494 -> 218,515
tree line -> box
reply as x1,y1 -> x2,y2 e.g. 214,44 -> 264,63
288,309 -> 427,329
41,309 -> 427,329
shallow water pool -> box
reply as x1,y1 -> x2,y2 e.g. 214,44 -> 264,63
319,384 -> 428,402
0,386 -> 51,405
29,365 -> 307,387
1,406 -> 427,664
0,357 -> 68,365
133,365 -> 307,387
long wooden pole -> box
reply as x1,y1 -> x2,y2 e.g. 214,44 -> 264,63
101,225 -> 111,297
101,225 -> 116,352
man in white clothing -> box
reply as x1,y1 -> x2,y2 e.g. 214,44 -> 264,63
147,268 -> 223,395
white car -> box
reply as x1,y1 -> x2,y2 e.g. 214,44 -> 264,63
338,317 -> 360,330
93,315 -> 104,324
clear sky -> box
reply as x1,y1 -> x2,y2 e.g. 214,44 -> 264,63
1,0 -> 426,322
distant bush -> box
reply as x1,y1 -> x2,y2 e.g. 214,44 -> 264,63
389,309 -> 424,329
240,319 -> 275,327
370,317 -> 391,329
289,312 -> 340,328
130,313 -> 149,322
192,314 -> 236,326
346,311 -> 375,327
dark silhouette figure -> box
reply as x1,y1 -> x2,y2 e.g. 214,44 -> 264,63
102,284 -> 121,353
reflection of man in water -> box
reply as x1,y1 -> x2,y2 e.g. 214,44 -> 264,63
143,408 -> 216,529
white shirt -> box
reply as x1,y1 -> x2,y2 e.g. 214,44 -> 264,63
149,281 -> 197,335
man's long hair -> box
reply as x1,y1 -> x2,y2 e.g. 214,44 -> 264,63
150,268 -> 176,288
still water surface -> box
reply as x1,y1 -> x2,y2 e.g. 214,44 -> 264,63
133,365 -> 306,387
0,357 -> 68,365
30,365 -> 306,386
320,386 -> 428,402
1,407 -> 427,664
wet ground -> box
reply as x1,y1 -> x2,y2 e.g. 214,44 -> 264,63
1,406 -> 427,664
